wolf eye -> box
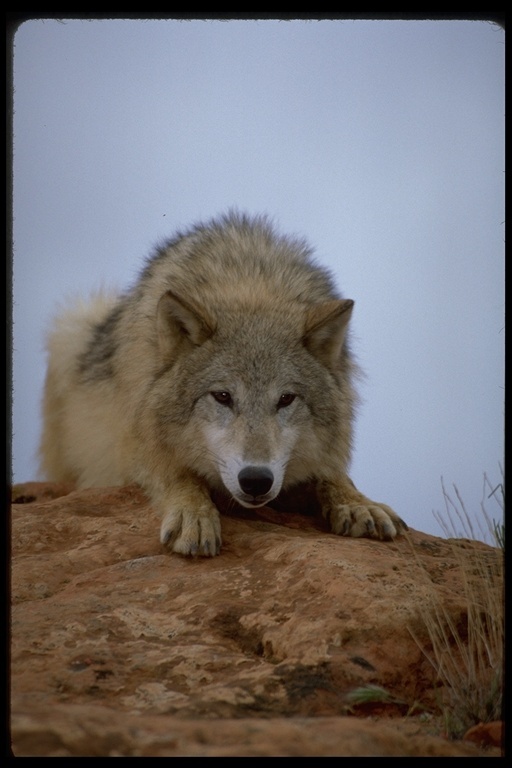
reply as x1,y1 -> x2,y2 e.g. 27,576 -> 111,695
211,391 -> 233,407
277,393 -> 296,409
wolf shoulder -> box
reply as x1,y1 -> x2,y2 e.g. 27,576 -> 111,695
136,212 -> 340,310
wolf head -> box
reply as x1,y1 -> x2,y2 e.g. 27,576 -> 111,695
150,290 -> 355,509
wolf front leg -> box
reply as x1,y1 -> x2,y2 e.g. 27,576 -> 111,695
158,479 -> 222,557
317,476 -> 408,541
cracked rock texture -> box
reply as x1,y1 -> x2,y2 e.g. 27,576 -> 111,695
10,483 -> 503,756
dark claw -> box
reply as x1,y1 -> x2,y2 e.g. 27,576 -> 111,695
380,523 -> 395,542
201,540 -> 213,557
207,537 -> 222,556
398,517 -> 409,532
201,537 -> 222,557
162,529 -> 177,546
365,519 -> 376,534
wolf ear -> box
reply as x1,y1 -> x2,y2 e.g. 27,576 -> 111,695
156,290 -> 216,358
303,299 -> 354,369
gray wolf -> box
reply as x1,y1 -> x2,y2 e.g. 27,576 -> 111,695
39,211 -> 407,556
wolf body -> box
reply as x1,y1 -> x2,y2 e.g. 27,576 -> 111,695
40,212 -> 406,555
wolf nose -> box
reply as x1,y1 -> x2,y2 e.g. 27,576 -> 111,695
238,466 -> 274,497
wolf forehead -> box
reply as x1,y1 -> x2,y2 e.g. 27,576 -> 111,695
79,212 -> 354,382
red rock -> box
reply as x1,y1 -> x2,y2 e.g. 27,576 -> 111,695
10,483 -> 503,757
464,721 -> 503,749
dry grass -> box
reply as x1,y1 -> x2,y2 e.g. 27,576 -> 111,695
434,470 -> 505,549
411,471 -> 504,739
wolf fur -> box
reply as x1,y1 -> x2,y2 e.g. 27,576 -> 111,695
39,211 -> 407,556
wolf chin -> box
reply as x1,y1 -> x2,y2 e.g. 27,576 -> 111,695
39,211 -> 407,556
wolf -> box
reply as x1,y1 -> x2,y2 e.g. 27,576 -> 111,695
39,211 -> 407,556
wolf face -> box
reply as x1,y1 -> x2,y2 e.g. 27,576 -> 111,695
149,291 -> 354,510
200,386 -> 301,508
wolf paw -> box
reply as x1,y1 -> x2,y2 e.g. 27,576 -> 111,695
327,502 -> 408,541
160,505 -> 222,557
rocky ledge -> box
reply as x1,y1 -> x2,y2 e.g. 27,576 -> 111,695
10,483 -> 503,756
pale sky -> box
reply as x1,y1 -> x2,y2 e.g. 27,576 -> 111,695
11,18 -> 505,541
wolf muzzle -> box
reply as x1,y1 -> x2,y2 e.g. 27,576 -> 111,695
237,465 -> 275,506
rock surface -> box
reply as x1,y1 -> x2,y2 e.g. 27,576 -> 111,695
10,483 -> 503,757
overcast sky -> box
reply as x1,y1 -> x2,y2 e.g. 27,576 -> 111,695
11,18 -> 504,542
